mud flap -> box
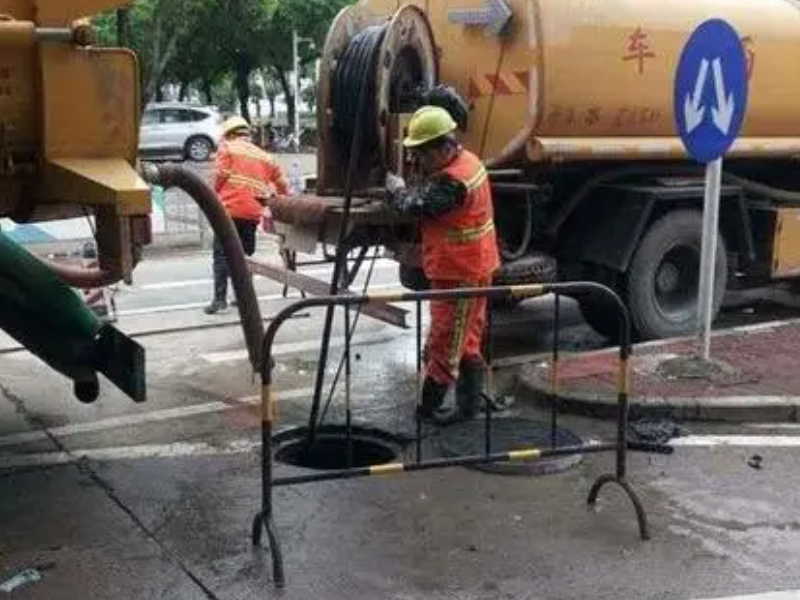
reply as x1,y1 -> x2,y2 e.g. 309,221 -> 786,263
94,325 -> 146,403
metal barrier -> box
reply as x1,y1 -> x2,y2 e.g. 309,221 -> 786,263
250,282 -> 673,587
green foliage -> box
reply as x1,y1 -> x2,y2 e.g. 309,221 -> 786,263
93,0 -> 355,114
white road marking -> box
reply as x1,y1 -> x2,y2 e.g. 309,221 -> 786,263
0,387 -> 313,448
117,283 -> 403,317
136,260 -> 396,291
201,328 -> 400,363
672,435 -> 800,447
693,591 -> 800,600
138,277 -> 210,291
1,439 -> 262,469
745,423 -> 800,430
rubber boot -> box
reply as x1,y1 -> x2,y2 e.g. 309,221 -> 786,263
416,377 -> 449,421
204,274 -> 228,315
434,359 -> 486,426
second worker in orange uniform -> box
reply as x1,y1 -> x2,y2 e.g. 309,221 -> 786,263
205,116 -> 290,314
385,105 -> 500,425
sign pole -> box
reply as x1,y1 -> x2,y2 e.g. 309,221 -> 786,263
292,29 -> 300,153
697,157 -> 723,360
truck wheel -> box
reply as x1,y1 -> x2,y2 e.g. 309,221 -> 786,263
575,265 -> 624,340
627,209 -> 727,340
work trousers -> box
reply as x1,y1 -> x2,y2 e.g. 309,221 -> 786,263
211,218 -> 257,302
425,277 -> 491,385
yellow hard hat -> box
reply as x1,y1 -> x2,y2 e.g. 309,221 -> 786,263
403,106 -> 457,148
222,116 -> 250,137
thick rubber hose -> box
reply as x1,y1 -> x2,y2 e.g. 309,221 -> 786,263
142,163 -> 264,370
331,25 -> 387,168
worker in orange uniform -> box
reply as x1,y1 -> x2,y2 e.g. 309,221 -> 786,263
205,116 -> 290,314
385,106 -> 500,425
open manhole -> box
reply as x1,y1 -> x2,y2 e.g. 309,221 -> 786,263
274,425 -> 401,470
438,417 -> 584,476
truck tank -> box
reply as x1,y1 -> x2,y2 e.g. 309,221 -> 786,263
323,0 -> 800,171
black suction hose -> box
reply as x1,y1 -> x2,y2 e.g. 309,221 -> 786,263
305,24 -> 387,448
331,25 -> 387,168
141,163 -> 264,370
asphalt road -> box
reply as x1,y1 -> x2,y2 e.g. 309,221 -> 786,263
3,247 -> 800,599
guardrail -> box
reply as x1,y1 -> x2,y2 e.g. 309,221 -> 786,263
249,282 -> 673,587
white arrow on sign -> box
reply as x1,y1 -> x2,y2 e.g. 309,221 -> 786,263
711,57 -> 735,135
684,58 -> 709,134
448,0 -> 513,36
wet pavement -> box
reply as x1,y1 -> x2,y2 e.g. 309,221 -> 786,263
3,248 -> 800,598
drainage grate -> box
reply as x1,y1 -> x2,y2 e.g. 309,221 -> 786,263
274,425 -> 400,470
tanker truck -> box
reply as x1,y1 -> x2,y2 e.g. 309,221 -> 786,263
260,0 -> 800,340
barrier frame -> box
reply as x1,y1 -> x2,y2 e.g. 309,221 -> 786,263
250,282 -> 673,587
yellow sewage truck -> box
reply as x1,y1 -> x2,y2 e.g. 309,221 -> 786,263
265,0 -> 800,341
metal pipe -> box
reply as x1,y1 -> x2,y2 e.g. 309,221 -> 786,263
39,259 -> 118,289
141,163 -> 264,369
273,444 -> 618,487
0,23 -> 88,47
551,293 -> 561,448
698,158 -> 723,360
415,299 -> 422,463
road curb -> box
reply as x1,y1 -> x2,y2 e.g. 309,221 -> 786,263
515,373 -> 800,422
513,319 -> 800,423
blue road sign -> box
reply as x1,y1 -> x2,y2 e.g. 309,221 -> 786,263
674,19 -> 748,164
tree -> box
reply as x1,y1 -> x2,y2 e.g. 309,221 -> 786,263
301,81 -> 316,114
94,0 -> 215,107
258,0 -> 350,130
260,68 -> 282,119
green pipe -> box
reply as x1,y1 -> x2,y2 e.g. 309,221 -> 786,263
0,232 -> 145,403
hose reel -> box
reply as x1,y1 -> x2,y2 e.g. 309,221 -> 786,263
328,5 -> 439,185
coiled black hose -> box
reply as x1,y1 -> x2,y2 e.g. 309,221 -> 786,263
332,24 -> 387,168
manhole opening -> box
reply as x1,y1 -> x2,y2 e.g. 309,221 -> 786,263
274,426 -> 400,470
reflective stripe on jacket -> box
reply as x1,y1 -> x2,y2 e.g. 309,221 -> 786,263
422,149 -> 500,280
215,138 -> 289,222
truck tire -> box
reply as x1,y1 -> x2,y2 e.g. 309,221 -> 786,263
627,209 -> 727,340
493,253 -> 557,286
575,265 -> 624,340
491,253 -> 557,310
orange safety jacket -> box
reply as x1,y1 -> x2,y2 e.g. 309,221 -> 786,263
215,137 -> 289,222
422,149 -> 500,281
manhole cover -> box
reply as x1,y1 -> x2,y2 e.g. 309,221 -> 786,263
274,425 -> 401,470
438,418 -> 583,476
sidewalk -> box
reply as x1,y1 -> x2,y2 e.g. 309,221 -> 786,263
516,319 -> 800,422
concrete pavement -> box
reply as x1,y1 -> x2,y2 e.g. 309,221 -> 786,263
4,249 -> 800,598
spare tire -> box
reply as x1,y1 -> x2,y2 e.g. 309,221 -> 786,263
493,252 -> 558,286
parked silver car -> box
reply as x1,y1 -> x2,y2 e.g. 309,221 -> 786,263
139,103 -> 222,162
